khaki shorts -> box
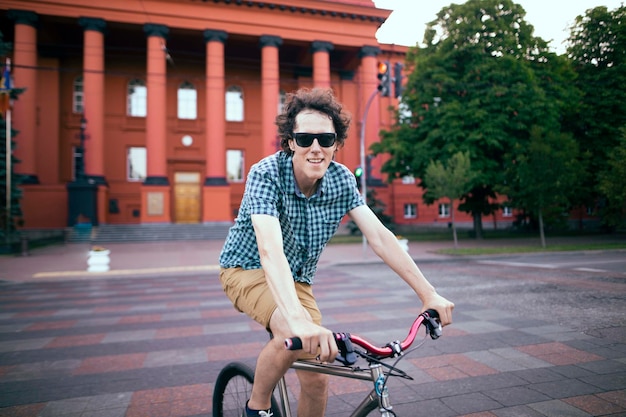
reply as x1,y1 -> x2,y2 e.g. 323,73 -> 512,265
219,267 -> 322,330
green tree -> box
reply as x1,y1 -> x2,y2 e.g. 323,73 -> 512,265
566,5 -> 626,229
424,151 -> 477,248
372,0 -> 578,239
501,126 -> 583,247
597,130 -> 626,229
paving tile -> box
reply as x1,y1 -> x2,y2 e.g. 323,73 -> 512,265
161,311 -> 202,321
0,337 -> 53,353
441,392 -> 504,415
206,341 -> 265,361
73,353 -> 148,375
512,367 -> 567,384
528,399 -> 593,416
24,320 -> 78,331
155,325 -> 204,339
580,372 -> 626,391
563,393 -> 626,415
101,329 -> 156,344
598,389 -> 626,408
454,320 -> 511,335
1,359 -> 80,381
0,403 -> 46,417
516,342 -> 605,366
45,333 -> 106,349
0,323 -> 28,333
144,348 -> 207,368
118,313 -> 162,324
577,359 -> 626,375
466,350 -> 541,372
410,353 -> 499,381
483,386 -> 551,407
126,383 -> 212,417
530,378 -> 603,399
492,405 -> 546,416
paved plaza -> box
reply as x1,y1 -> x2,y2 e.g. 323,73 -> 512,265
0,239 -> 625,416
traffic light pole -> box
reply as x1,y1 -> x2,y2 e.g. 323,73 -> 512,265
359,88 -> 379,256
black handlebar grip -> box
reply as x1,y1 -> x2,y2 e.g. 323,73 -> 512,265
423,309 -> 442,339
285,337 -> 302,350
424,309 -> 439,319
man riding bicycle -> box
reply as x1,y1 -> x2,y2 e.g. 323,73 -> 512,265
219,87 -> 454,417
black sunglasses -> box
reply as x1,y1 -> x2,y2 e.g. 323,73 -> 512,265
293,132 -> 337,148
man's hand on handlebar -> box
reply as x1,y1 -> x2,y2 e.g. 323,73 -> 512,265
288,318 -> 338,363
422,292 -> 454,327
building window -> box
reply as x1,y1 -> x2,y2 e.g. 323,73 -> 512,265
227,149 -> 244,182
127,147 -> 147,181
438,203 -> 450,218
503,206 -> 513,217
177,81 -> 197,120
127,79 -> 147,117
404,203 -> 417,219
72,146 -> 81,180
73,76 -> 83,114
278,89 -> 286,115
226,85 -> 244,122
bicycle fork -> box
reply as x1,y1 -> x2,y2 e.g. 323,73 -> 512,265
370,363 -> 393,416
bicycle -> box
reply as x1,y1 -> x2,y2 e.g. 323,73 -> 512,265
212,309 -> 443,417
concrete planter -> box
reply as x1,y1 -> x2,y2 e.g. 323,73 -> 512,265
397,238 -> 409,253
87,249 -> 110,272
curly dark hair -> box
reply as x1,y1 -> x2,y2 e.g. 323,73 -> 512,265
276,88 -> 351,155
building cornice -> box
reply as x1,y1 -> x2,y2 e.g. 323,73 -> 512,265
198,0 -> 389,24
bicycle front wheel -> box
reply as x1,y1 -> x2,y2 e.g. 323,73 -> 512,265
212,362 -> 283,417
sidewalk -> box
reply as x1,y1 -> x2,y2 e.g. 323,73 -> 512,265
0,239 -> 458,282
0,233 -> 622,282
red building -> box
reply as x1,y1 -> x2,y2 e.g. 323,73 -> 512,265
1,0 -> 515,233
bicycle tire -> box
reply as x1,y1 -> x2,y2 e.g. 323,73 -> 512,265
212,362 -> 283,417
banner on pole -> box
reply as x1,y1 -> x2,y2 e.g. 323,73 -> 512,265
0,58 -> 12,117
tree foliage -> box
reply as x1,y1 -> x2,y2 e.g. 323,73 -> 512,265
500,126 -> 583,246
372,0 -> 579,238
567,5 -> 626,228
424,151 -> 476,247
597,130 -> 626,229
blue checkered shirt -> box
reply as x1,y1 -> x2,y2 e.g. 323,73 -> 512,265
219,151 -> 364,284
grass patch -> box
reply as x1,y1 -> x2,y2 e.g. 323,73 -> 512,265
436,242 -> 626,256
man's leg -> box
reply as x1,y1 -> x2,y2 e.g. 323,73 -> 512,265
247,308 -> 299,411
296,369 -> 329,417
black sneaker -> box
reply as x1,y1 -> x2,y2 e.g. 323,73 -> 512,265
243,402 -> 274,417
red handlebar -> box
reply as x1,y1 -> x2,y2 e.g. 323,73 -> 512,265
285,309 -> 441,358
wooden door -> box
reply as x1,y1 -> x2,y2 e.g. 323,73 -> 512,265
174,172 -> 201,223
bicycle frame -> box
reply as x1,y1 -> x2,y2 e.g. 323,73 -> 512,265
212,311 -> 441,417
275,356 -> 397,417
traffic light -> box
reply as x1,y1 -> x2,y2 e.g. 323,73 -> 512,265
377,61 -> 390,97
394,62 -> 403,98
354,166 -> 363,189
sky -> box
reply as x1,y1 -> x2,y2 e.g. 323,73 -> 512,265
373,0 -> 624,55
